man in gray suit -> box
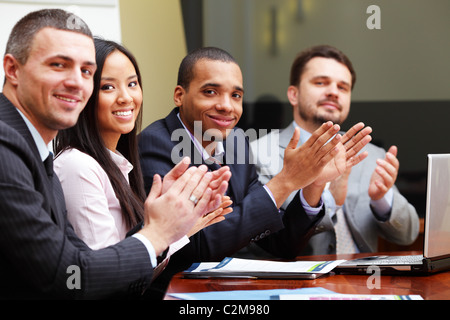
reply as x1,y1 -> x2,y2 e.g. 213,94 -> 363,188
251,45 -> 419,255
0,9 -> 227,299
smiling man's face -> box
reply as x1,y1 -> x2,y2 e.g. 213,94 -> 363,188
11,27 -> 96,143
176,58 -> 244,149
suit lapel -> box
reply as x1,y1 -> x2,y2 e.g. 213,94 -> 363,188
0,94 -> 64,227
279,122 -> 296,150
277,122 -> 297,167
220,142 -> 237,202
0,94 -> 41,159
165,108 -> 204,166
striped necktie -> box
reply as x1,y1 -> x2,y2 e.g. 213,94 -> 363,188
334,207 -> 358,254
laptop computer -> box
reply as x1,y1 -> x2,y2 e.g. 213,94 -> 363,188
336,154 -> 450,275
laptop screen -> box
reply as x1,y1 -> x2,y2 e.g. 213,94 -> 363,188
424,154 -> 450,258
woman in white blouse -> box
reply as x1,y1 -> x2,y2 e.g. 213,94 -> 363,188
54,38 -> 231,254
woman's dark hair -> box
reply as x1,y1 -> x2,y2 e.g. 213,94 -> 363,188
54,37 -> 145,228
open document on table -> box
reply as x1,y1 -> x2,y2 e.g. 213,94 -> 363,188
168,288 -> 424,300
182,257 -> 346,279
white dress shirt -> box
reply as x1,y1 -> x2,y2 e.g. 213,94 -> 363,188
55,148 -> 131,249
54,148 -> 188,267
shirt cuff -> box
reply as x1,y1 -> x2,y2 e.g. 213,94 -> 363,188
263,184 -> 324,216
263,185 -> 279,210
132,233 -> 157,267
167,236 -> 190,258
299,189 -> 323,216
370,188 -> 394,221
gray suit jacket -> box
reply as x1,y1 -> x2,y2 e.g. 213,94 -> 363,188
250,121 -> 420,254
0,93 -> 153,299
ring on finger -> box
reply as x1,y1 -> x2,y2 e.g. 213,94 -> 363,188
189,194 -> 198,205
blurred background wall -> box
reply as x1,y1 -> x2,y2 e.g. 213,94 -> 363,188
120,0 -> 186,127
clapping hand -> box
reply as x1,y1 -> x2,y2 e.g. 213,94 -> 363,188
187,196 -> 233,237
313,122 -> 372,186
369,145 -> 399,201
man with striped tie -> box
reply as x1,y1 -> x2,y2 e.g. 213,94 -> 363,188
251,45 -> 419,255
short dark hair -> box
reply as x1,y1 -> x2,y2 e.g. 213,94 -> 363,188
5,8 -> 92,65
177,47 -> 237,90
290,45 -> 356,89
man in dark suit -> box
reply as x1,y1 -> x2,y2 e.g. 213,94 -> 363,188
0,9 -> 226,299
138,47 -> 372,279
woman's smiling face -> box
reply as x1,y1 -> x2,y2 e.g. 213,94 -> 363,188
97,50 -> 142,151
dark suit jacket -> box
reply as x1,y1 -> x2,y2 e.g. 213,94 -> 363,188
138,108 -> 325,269
0,93 -> 153,299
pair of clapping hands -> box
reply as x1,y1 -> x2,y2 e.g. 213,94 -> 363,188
138,157 -> 232,256
140,122 -> 374,256
289,121 -> 397,208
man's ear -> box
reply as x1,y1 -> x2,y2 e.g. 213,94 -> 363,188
3,54 -> 20,86
287,85 -> 299,107
173,85 -> 185,107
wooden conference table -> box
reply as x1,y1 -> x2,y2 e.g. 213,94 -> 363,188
165,251 -> 450,300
